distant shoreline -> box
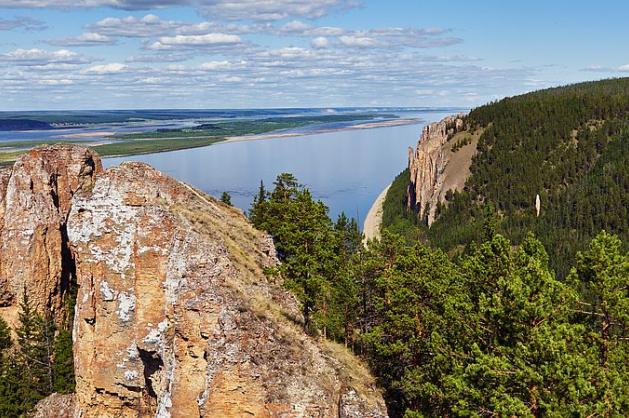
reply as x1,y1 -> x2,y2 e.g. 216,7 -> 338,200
223,118 -> 421,144
0,117 -> 422,165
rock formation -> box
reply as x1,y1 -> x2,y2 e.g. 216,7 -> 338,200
33,393 -> 75,418
3,145 -> 387,418
0,145 -> 102,327
407,114 -> 468,225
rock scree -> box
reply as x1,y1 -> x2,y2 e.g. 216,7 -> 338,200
1,145 -> 388,418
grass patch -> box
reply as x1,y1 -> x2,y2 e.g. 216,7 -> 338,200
92,136 -> 225,157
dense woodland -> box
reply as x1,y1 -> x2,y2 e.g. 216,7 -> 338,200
250,173 -> 628,417
0,292 -> 75,415
397,78 -> 629,277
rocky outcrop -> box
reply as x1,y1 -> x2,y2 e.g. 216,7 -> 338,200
0,145 -> 102,327
407,115 -> 467,225
31,147 -> 388,417
32,393 -> 75,418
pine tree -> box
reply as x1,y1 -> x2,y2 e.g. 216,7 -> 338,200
15,291 -> 55,408
0,316 -> 10,353
52,328 -> 75,393
249,180 -> 268,228
0,358 -> 30,417
220,191 -> 232,206
278,189 -> 336,333
568,231 -> 629,414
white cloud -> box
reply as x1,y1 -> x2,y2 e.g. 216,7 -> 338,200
82,63 -> 128,74
148,33 -> 242,49
0,48 -> 89,66
91,14 -> 214,38
0,0 -> 359,20
0,0 -> 189,9
338,35 -> 379,48
37,78 -> 74,85
0,16 -> 46,31
47,32 -> 116,46
311,36 -> 329,49
582,64 -> 629,73
199,0 -> 358,21
199,60 -> 245,70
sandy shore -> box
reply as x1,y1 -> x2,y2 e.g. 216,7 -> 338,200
57,131 -> 115,139
363,183 -> 391,243
223,118 -> 420,144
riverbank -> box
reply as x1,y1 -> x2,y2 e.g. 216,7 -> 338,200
363,183 -> 391,242
223,118 -> 420,144
0,117 -> 421,165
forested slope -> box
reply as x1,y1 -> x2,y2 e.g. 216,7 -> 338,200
250,173 -> 628,417
387,78 -> 629,276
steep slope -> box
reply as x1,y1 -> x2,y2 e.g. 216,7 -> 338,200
4,145 -> 387,417
391,78 -> 629,275
407,114 -> 480,225
0,145 -> 102,328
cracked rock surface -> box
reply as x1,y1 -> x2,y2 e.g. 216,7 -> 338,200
5,146 -> 388,418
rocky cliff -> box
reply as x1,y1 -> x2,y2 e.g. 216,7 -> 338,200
0,145 -> 387,418
0,145 -> 102,327
407,114 -> 477,225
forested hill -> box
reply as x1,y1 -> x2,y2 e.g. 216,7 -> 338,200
389,78 -> 629,276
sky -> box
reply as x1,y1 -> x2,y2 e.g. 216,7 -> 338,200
0,0 -> 627,110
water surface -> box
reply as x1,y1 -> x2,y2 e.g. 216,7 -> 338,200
104,110 -> 455,226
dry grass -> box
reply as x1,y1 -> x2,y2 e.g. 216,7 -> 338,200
321,339 -> 384,408
439,127 -> 484,201
168,186 -> 384,405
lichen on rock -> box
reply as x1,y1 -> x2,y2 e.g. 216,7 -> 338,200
0,145 -> 387,417
0,145 -> 102,327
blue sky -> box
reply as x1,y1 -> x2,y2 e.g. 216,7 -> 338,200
0,0 -> 627,110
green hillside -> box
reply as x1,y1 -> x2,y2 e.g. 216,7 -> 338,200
384,78 -> 629,276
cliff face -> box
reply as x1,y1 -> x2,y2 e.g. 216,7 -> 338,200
0,145 -> 102,327
407,115 -> 471,225
4,145 -> 387,418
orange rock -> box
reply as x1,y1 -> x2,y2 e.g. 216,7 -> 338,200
407,115 -> 466,225
1,146 -> 387,417
67,161 -> 388,417
0,145 -> 102,326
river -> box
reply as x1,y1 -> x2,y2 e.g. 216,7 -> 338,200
103,109 -> 456,226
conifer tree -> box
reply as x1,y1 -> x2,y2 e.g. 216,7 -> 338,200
15,291 -> 55,408
568,231 -> 629,414
220,191 -> 232,206
52,328 -> 75,393
0,316 -> 10,353
249,180 -> 268,228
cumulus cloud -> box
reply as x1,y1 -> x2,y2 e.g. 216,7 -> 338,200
335,28 -> 461,49
0,1 -> 543,109
0,16 -> 46,31
47,32 -> 116,46
311,36 -> 329,49
147,33 -> 242,50
338,35 -> 380,48
582,64 -> 629,73
0,0 -> 359,20
0,48 -> 89,66
82,62 -> 128,74
0,0 -> 189,9
199,60 -> 246,70
198,0 -> 358,21
89,14 -> 217,38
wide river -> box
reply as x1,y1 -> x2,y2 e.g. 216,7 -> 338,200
104,110 -> 455,226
